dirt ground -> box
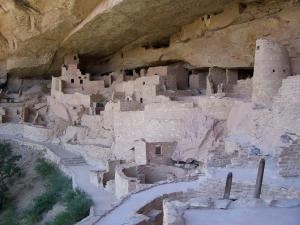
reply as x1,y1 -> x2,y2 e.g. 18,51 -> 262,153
1,140 -> 45,211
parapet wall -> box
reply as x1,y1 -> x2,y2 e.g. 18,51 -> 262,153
163,182 -> 300,225
23,124 -> 54,142
0,123 -> 53,143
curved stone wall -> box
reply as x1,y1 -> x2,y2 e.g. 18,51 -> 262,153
115,164 -> 187,198
252,39 -> 290,107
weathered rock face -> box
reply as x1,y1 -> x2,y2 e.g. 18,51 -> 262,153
0,0 -> 299,78
97,0 -> 300,74
0,0 -> 102,77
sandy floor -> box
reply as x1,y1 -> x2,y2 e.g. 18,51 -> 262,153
184,207 -> 300,225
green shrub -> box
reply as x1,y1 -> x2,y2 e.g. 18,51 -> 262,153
50,190 -> 91,225
66,190 -> 92,221
0,142 -> 22,209
22,209 -> 40,225
62,190 -> 76,203
35,159 -> 72,195
32,191 -> 58,215
45,174 -> 71,195
0,205 -> 19,225
35,159 -> 58,178
51,212 -> 75,225
22,160 -> 92,225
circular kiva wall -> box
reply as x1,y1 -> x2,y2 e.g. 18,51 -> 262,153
124,164 -> 186,184
115,164 -> 187,198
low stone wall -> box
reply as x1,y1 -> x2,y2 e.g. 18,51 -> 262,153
0,123 -> 53,143
163,197 -> 300,225
23,124 -> 54,142
162,180 -> 300,225
62,125 -> 113,147
120,101 -> 143,111
63,143 -> 113,168
174,96 -> 236,120
0,123 -> 24,136
115,163 -> 146,199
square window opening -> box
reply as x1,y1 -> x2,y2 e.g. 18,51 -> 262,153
155,146 -> 162,155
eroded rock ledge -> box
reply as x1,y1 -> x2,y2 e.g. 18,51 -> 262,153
1,0 -> 299,79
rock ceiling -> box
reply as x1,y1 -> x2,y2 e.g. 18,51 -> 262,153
0,0 -> 299,77
0,0 -> 257,77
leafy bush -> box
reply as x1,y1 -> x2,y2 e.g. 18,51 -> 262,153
66,190 -> 92,221
0,205 -> 18,225
32,191 -> 58,215
51,212 -> 75,225
35,159 -> 57,177
0,142 -> 22,209
51,190 -> 92,225
22,209 -> 40,225
22,159 -> 92,225
35,159 -> 72,194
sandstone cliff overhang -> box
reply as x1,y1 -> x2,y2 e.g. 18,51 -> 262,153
0,0 -> 299,78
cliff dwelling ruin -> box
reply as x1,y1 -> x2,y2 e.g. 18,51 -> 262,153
0,0 -> 300,225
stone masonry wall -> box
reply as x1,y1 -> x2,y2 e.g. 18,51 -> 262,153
278,139 -> 300,177
273,75 -> 300,134
146,142 -> 177,165
227,78 -> 253,100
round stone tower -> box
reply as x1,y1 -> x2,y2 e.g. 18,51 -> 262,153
252,39 -> 291,107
